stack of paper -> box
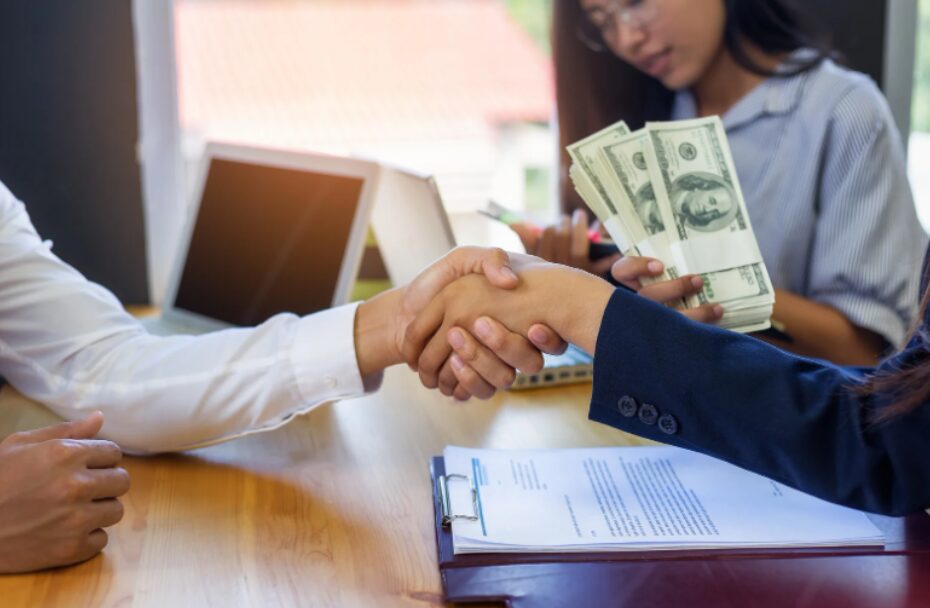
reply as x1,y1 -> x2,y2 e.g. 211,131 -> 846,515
443,445 -> 884,554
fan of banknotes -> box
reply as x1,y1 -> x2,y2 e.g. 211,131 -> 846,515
568,116 -> 774,333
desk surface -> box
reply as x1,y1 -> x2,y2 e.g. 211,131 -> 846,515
0,368 -> 651,607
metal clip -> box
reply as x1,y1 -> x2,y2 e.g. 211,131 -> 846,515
438,473 -> 479,527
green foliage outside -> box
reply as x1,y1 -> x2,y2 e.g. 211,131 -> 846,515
915,0 -> 930,132
503,0 -> 553,55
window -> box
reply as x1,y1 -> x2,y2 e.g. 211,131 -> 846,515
174,0 -> 557,234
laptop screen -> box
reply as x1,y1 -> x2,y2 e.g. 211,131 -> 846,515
173,158 -> 365,326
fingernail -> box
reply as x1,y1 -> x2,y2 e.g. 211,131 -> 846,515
448,329 -> 465,349
475,318 -> 492,339
450,354 -> 465,371
691,276 -> 704,289
647,260 -> 664,274
502,266 -> 518,281
529,326 -> 547,344
713,305 -> 724,318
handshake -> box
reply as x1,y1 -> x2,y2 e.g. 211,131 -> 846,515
355,246 -> 617,400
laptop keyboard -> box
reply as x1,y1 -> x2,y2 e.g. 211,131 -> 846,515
511,345 -> 594,390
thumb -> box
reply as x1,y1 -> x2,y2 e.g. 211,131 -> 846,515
528,324 -> 568,356
479,248 -> 520,290
11,411 -> 104,444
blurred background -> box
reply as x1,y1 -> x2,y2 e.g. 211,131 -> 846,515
0,0 -> 927,304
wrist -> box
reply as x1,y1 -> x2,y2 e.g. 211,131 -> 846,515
354,288 -> 405,377
550,270 -> 614,354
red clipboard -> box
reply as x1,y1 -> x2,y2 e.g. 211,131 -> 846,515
430,456 -> 930,607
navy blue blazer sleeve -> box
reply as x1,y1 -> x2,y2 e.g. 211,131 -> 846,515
589,288 -> 930,516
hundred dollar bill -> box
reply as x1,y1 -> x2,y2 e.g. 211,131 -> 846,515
569,164 -> 638,255
567,121 -> 642,254
567,120 -> 631,218
599,130 -> 682,283
646,116 -> 774,331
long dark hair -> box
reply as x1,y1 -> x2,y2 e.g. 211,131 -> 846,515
861,263 -> 930,423
553,0 -> 834,214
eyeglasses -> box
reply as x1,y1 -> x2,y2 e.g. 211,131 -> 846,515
577,0 -> 659,51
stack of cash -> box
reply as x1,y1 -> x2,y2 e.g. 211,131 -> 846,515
568,116 -> 774,333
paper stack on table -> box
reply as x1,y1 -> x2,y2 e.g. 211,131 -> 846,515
442,445 -> 884,554
568,116 -> 775,333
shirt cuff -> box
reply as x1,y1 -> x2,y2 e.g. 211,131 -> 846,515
813,292 -> 907,350
289,302 -> 383,406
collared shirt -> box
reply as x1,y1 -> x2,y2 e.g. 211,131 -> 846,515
672,55 -> 928,347
0,180 -> 375,454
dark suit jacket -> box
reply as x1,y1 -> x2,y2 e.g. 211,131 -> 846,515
589,252 -> 930,516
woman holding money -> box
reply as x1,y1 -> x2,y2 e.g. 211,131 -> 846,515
521,0 -> 926,365
405,247 -> 930,516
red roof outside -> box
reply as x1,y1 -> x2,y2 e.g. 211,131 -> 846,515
175,0 -> 554,150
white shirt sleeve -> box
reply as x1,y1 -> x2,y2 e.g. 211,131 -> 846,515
0,182 -> 379,454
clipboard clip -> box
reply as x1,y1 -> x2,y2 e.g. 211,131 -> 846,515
438,473 -> 479,527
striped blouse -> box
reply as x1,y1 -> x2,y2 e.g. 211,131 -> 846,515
672,55 -> 928,348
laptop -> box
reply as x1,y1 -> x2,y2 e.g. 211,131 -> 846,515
142,142 -> 380,336
367,164 -> 458,286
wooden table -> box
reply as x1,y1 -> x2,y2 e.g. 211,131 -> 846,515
0,368 -> 653,607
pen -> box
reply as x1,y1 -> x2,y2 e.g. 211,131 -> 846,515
480,200 -> 603,243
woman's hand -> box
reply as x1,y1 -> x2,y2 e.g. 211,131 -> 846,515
611,256 -> 724,325
511,209 -> 620,275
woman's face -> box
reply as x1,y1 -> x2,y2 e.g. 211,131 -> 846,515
579,0 -> 727,90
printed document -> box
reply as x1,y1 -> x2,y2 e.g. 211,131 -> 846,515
442,445 -> 884,554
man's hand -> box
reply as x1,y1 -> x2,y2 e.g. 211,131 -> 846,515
0,412 -> 130,573
354,247 -> 559,399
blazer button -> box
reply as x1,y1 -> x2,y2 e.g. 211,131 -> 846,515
658,414 -> 679,435
617,396 -> 638,418
638,403 -> 658,426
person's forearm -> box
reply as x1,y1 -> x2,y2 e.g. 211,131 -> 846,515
590,288 -> 930,516
354,288 -> 405,377
765,289 -> 886,365
544,269 -> 615,354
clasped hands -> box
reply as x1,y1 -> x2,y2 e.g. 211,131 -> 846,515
355,246 -> 617,400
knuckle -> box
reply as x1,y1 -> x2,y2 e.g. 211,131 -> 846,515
48,440 -> 79,463
496,368 -> 516,389
103,441 -> 123,460
57,537 -> 87,562
97,529 -> 110,550
64,508 -> 91,534
110,500 -> 126,524
418,368 -> 438,390
475,385 -> 495,401
458,341 -> 478,362
524,353 -> 544,374
60,476 -> 90,503
483,329 -> 506,352
116,469 -> 132,495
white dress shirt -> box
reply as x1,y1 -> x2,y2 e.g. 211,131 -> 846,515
0,180 -> 375,453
